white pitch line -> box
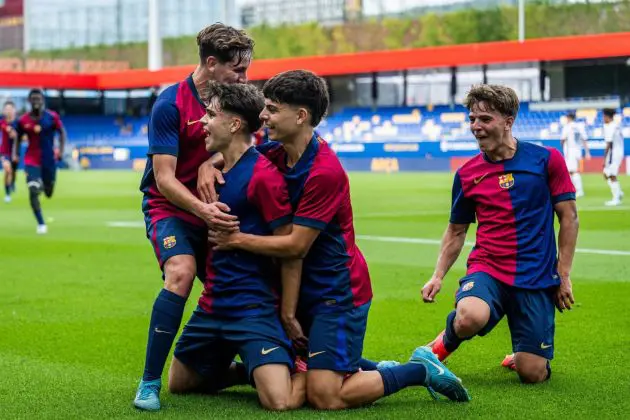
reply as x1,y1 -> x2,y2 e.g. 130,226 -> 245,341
106,222 -> 630,257
356,235 -> 630,257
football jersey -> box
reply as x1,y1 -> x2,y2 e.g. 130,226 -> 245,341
450,141 -> 575,289
604,121 -> 624,162
258,135 -> 373,315
139,75 -> 211,227
561,121 -> 587,152
199,147 -> 292,318
16,110 -> 63,168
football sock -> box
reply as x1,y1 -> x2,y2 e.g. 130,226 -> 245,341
443,310 -> 464,352
142,288 -> 186,382
379,363 -> 427,396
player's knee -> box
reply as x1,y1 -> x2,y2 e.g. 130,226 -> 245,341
167,358 -> 198,394
259,394 -> 291,411
163,258 -> 196,297
515,359 -> 549,384
454,305 -> 488,337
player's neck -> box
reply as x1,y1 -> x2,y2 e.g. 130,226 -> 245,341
283,129 -> 314,167
191,66 -> 212,93
485,134 -> 517,162
221,137 -> 251,172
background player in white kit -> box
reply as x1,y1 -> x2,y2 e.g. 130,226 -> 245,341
602,108 -> 624,206
561,113 -> 591,197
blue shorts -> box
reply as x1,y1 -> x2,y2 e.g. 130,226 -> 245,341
174,306 -> 294,388
25,165 -> 56,193
299,301 -> 370,373
145,217 -> 207,279
456,272 -> 556,359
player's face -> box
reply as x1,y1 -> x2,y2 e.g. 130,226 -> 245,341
603,115 -> 612,124
2,104 -> 15,120
469,102 -> 514,153
29,93 -> 45,113
210,55 -> 251,84
202,98 -> 234,152
259,99 -> 304,143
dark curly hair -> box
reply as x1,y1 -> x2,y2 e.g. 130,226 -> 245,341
202,81 -> 264,133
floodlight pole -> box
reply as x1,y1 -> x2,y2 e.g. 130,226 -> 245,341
148,0 -> 163,71
518,0 -> 525,43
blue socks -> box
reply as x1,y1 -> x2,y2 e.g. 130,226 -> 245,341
142,289 -> 187,382
34,209 -> 45,225
359,358 -> 379,371
443,310 -> 464,352
379,363 -> 427,396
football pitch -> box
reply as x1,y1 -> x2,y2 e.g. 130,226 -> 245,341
1,170 -> 629,419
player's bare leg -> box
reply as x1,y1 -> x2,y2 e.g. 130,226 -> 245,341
513,352 -> 550,383
168,357 -> 246,395
306,348 -> 470,410
253,364 -> 306,411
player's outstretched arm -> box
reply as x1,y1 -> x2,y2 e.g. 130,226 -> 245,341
421,223 -> 469,303
210,224 -> 319,259
554,200 -> 578,312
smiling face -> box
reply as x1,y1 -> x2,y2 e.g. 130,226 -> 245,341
468,101 -> 514,154
259,99 -> 307,143
201,97 -> 237,153
2,102 -> 15,121
29,92 -> 45,114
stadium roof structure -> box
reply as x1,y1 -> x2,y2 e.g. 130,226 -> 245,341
3,32 -> 630,90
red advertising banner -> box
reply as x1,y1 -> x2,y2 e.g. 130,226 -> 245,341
0,0 -> 24,51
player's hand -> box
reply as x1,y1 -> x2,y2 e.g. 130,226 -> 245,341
555,276 -> 575,312
208,229 -> 239,250
11,155 -> 18,164
422,277 -> 443,303
281,315 -> 308,349
197,202 -> 239,232
197,162 -> 224,203
7,126 -> 17,140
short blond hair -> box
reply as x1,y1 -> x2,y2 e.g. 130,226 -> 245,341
464,84 -> 520,118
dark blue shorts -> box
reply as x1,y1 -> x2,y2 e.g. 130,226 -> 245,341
25,165 -> 56,192
300,301 -> 370,373
145,217 -> 207,279
456,272 -> 556,359
173,306 -> 294,388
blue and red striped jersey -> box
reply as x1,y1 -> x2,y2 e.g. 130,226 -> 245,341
451,141 -> 576,289
258,135 -> 373,315
139,75 -> 211,227
0,118 -> 16,157
16,110 -> 63,168
199,147 -> 293,317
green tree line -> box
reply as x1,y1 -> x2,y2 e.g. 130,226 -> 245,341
3,1 -> 630,68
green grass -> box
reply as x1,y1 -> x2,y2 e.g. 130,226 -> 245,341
1,171 -> 629,419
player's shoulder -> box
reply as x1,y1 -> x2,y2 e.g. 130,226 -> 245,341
45,109 -> 60,119
455,153 -> 485,178
154,82 -> 180,105
252,149 -> 281,174
312,137 -> 345,174
18,112 -> 29,123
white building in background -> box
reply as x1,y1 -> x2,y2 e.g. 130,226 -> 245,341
26,0 -> 238,51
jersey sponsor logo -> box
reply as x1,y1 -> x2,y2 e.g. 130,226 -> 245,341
473,173 -> 488,184
308,351 -> 326,358
163,235 -> 177,249
261,346 -> 280,355
498,173 -> 515,189
462,281 -> 474,292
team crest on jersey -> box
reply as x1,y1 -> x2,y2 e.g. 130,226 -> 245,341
498,173 -> 515,189
34,124 -> 42,133
163,236 -> 177,249
462,281 -> 474,292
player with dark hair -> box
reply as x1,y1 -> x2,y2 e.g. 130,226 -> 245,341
1,101 -> 18,203
134,23 -> 255,411
168,81 -> 306,411
207,70 -> 471,408
421,84 -> 579,384
561,112 -> 590,197
14,90 -> 66,233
